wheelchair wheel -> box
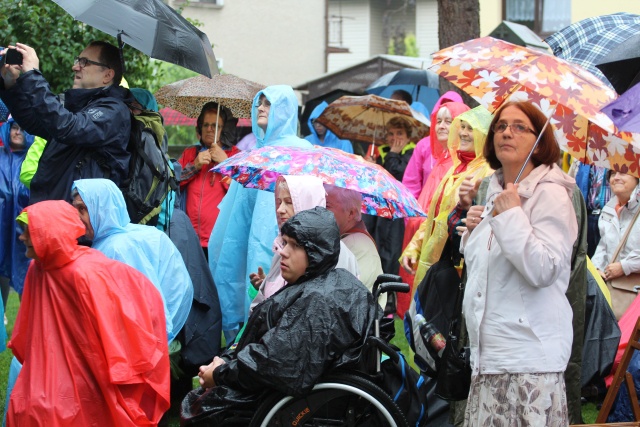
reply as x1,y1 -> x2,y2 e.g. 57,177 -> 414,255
249,372 -> 409,427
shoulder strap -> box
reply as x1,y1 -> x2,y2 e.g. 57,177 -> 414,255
612,205 -> 640,262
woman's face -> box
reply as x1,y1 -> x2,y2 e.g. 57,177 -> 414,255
386,126 -> 409,146
609,171 -> 639,201
493,106 -> 537,169
275,181 -> 295,228
256,95 -> 271,131
435,107 -> 453,147
458,120 -> 474,152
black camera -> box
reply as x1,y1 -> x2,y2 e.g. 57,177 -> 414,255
1,48 -> 23,66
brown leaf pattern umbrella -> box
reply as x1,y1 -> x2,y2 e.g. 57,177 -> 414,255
155,74 -> 265,119
315,94 -> 430,145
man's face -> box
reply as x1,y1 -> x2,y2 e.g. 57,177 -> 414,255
72,194 -> 95,240
198,111 -> 224,148
18,224 -> 38,260
72,45 -> 113,89
278,234 -> 309,283
9,124 -> 25,148
325,192 -> 352,234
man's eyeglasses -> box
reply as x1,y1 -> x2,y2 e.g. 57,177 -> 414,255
492,122 -> 536,135
202,123 -> 223,130
74,56 -> 111,69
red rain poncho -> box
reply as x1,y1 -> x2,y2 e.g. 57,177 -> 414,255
7,201 -> 169,426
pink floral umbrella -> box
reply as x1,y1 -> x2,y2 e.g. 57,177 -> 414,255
431,37 -> 640,177
211,145 -> 426,219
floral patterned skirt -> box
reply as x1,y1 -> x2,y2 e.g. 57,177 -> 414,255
463,372 -> 568,427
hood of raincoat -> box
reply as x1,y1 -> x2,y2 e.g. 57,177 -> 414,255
252,85 -> 304,148
429,92 -> 468,161
0,118 -> 35,152
448,106 -> 493,168
130,88 -> 158,112
23,200 -> 87,270
283,174 -> 326,215
73,178 -> 130,244
280,206 -> 340,284
305,101 -> 349,147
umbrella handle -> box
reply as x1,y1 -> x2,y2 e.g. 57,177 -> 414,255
117,32 -> 126,76
368,143 -> 375,159
514,104 -> 557,184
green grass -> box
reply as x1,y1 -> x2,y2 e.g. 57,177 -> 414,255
0,302 -> 608,425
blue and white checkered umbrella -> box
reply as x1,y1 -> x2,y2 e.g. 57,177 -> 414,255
545,12 -> 640,89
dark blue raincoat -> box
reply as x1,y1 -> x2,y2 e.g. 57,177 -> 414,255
0,118 -> 34,294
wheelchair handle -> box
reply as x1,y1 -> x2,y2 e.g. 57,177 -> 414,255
372,274 -> 402,296
373,282 -> 410,301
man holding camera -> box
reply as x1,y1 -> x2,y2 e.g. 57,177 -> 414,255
0,41 -> 133,203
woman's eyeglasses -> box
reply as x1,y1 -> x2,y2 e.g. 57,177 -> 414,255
492,122 -> 536,135
74,56 -> 111,69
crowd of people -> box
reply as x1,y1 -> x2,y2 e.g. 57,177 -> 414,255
0,38 -> 636,427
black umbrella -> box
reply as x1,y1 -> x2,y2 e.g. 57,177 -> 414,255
51,0 -> 218,78
596,33 -> 640,95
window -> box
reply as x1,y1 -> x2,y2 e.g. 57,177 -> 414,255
504,0 -> 570,36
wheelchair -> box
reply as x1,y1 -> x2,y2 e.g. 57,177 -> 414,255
182,274 -> 416,427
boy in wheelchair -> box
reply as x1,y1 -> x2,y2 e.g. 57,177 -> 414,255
181,207 -> 381,425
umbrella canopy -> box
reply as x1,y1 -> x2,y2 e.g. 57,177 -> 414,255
601,82 -> 640,134
155,74 -> 265,119
315,94 -> 430,145
51,0 -> 218,78
430,36 -> 640,177
545,12 -> 640,90
211,145 -> 426,219
159,107 -> 196,126
300,89 -> 359,136
596,33 -> 640,95
365,68 -> 441,113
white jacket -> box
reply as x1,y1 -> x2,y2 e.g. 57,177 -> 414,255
461,164 -> 578,374
592,184 -> 640,275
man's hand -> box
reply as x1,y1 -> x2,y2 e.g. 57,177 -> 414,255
1,43 -> 39,90
198,356 -> 227,389
194,150 -> 212,171
493,183 -> 520,216
458,177 -> 481,210
249,266 -> 266,290
209,144 -> 228,164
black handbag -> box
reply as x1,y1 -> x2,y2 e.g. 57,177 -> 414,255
435,273 -> 472,401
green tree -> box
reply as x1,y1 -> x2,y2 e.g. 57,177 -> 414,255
0,0 -> 154,94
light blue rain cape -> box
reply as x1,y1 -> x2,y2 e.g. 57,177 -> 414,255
0,118 -> 34,295
73,178 -> 193,342
304,101 -> 354,153
208,85 -> 312,332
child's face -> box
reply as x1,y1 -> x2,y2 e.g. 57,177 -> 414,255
278,234 -> 309,284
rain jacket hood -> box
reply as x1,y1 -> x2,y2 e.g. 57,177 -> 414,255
252,85 -> 306,148
25,200 -> 86,270
73,178 -> 194,343
10,200 -> 170,426
0,118 -> 35,151
429,92 -> 466,161
281,207 -> 340,284
305,101 -> 354,153
284,174 -> 326,216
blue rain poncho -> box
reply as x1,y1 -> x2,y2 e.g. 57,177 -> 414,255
304,101 -> 354,153
0,118 -> 34,295
208,85 -> 312,333
73,178 -> 193,342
